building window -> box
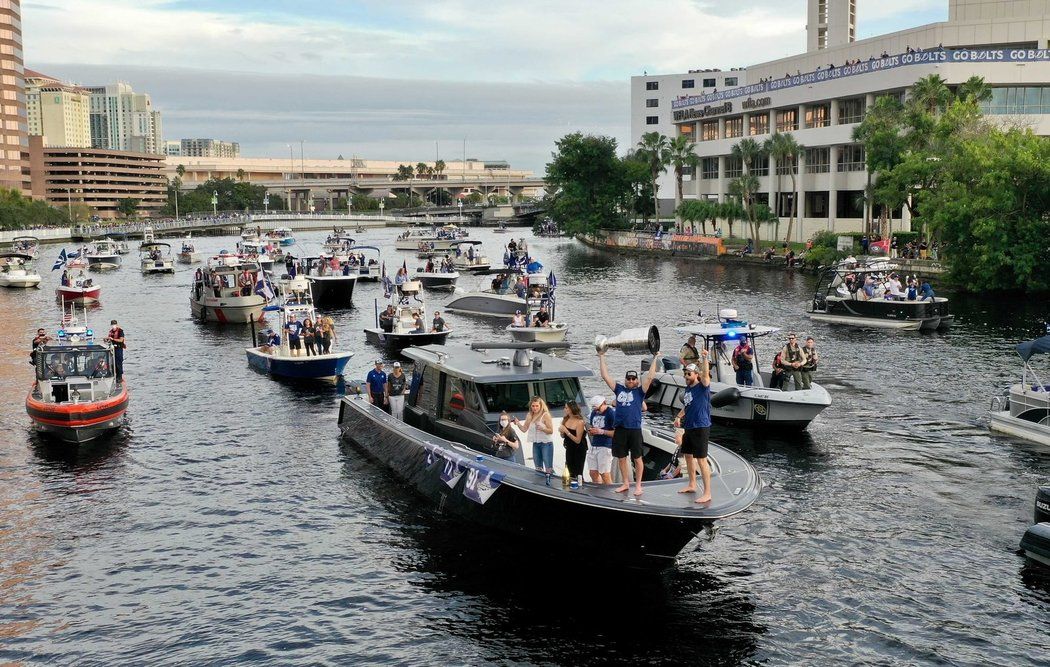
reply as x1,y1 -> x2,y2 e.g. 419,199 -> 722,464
725,156 -> 743,179
682,79 -> 695,89
805,103 -> 830,128
838,97 -> 865,124
749,113 -> 769,136
646,98 -> 659,108
980,86 -> 1050,115
646,81 -> 659,91
749,155 -> 769,176
679,124 -> 695,142
703,78 -> 716,88
776,154 -> 798,175
724,116 -> 743,138
725,77 -> 738,87
775,109 -> 798,132
701,157 -> 719,179
646,116 -> 659,125
837,144 -> 866,172
700,120 -> 718,141
805,147 -> 830,173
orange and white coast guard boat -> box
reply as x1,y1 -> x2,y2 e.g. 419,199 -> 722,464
26,307 -> 129,444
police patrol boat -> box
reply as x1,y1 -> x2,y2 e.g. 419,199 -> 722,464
140,242 -> 175,274
26,305 -> 129,444
245,275 -> 353,381
336,342 -> 762,565
364,280 -> 451,351
808,264 -> 951,331
990,334 -> 1050,446
645,310 -> 831,429
190,253 -> 270,323
0,252 -> 42,288
85,239 -> 122,270
1020,486 -> 1050,569
450,240 -> 491,272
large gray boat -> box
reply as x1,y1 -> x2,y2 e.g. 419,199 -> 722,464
990,335 -> 1050,446
337,342 -> 762,565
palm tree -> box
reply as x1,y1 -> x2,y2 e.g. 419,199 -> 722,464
956,75 -> 992,104
636,131 -> 670,226
719,201 -> 744,240
910,74 -> 952,114
176,163 -> 186,179
236,168 -> 246,182
728,173 -> 761,242
765,133 -> 804,242
730,138 -> 766,241
665,135 -> 700,232
434,159 -> 446,179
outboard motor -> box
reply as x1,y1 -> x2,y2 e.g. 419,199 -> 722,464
1036,486 -> 1050,525
711,387 -> 741,408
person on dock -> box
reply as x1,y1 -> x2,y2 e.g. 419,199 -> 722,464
800,336 -> 818,390
598,346 -> 661,496
285,315 -> 303,357
731,339 -> 754,386
104,319 -> 126,381
780,333 -> 808,390
514,397 -> 555,475
673,356 -> 713,503
385,362 -> 407,421
366,360 -> 389,413
679,334 -> 700,369
586,395 -> 616,485
559,400 -> 588,486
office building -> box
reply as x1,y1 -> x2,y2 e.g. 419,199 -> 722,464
177,138 -> 240,159
0,0 -> 30,194
87,82 -> 164,154
30,146 -> 167,219
25,70 -> 92,148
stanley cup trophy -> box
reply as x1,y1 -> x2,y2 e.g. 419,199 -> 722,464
594,326 -> 661,356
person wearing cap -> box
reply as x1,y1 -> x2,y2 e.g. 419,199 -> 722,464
104,319 -> 126,380
598,344 -> 661,496
586,395 -> 616,484
679,334 -> 700,369
366,360 -> 389,413
511,310 -> 526,328
385,362 -> 408,420
779,333 -> 808,391
673,354 -> 713,503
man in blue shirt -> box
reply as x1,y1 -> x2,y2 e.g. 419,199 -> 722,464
586,395 -> 616,485
673,353 -> 713,503
599,346 -> 661,496
285,314 -> 303,356
366,359 -> 389,413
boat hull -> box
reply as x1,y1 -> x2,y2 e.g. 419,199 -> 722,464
190,295 -> 267,324
338,398 -> 741,566
0,274 -> 41,288
278,238 -> 295,247
26,381 -> 128,444
808,296 -> 950,331
87,256 -> 121,270
246,348 -> 352,380
306,275 -> 357,308
56,286 -> 101,304
413,273 -> 459,290
989,410 -> 1050,446
177,252 -> 202,264
364,328 -> 450,351
507,323 -> 568,343
444,292 -> 525,317
1021,523 -> 1050,568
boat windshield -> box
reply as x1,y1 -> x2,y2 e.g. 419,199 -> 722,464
479,382 -> 532,412
38,348 -> 112,380
539,378 -> 578,408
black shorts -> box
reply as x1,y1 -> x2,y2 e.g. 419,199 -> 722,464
289,336 -> 301,350
612,428 -> 644,460
681,427 -> 710,459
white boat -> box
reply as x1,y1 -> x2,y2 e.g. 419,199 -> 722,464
139,226 -> 156,247
177,239 -> 203,264
268,227 -> 295,247
11,235 -> 39,259
990,335 -> 1050,446
507,321 -> 568,343
393,224 -> 467,251
85,239 -> 122,270
445,268 -> 549,318
245,275 -> 353,381
237,239 -> 282,271
0,252 -> 42,288
646,310 -> 832,430
140,242 -> 175,274
450,240 -> 491,272
322,233 -> 356,256
364,280 -> 451,351
808,263 -> 952,331
190,253 -> 270,324
65,247 -> 89,269
506,272 -> 566,342
412,257 -> 460,290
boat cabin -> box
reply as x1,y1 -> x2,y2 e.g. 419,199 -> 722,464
666,316 -> 779,387
34,332 -> 116,404
401,344 -> 589,462
195,254 -> 262,299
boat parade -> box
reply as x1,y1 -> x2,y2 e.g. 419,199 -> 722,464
3,0 -> 1050,663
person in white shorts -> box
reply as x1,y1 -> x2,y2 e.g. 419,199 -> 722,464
385,361 -> 408,421
585,395 -> 616,484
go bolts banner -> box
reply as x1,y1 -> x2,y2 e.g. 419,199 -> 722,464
424,443 -> 506,505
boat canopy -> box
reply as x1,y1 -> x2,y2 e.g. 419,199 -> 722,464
674,323 -> 780,339
0,252 -> 33,261
1017,335 -> 1050,362
141,242 -> 172,250
451,240 -> 482,247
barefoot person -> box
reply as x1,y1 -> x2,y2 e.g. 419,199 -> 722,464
673,353 -> 713,503
598,346 -> 660,496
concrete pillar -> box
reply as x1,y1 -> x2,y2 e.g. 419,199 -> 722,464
769,109 -> 777,134
717,117 -> 726,140
828,145 -> 840,231
830,100 -> 839,126
799,104 -> 806,129
743,112 -> 751,137
865,93 -> 875,115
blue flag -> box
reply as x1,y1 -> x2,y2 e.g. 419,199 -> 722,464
51,249 -> 67,271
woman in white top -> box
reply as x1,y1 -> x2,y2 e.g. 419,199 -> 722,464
511,310 -> 527,327
515,396 -> 554,474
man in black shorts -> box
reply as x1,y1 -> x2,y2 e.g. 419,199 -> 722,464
598,345 -> 661,496
673,353 -> 713,503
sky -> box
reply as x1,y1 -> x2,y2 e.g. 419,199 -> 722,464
23,0 -> 948,172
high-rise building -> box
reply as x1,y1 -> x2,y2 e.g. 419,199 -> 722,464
163,139 -> 181,156
178,138 -> 240,158
0,0 -> 31,194
24,70 -> 92,148
87,82 -> 164,154
807,0 -> 857,51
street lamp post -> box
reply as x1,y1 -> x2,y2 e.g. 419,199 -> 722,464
211,191 -> 218,216
379,200 -> 385,219
174,185 -> 179,220
458,199 -> 463,222
264,194 -> 270,214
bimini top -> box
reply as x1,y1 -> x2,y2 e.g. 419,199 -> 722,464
450,239 -> 483,247
140,242 -> 172,250
675,323 -> 780,339
1017,335 -> 1050,362
402,344 -> 593,384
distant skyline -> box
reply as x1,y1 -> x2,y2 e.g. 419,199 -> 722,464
23,1 -> 949,171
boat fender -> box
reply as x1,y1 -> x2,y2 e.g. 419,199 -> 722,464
711,387 -> 741,408
1036,487 -> 1050,524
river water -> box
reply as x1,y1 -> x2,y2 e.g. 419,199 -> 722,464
0,229 -> 1047,666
